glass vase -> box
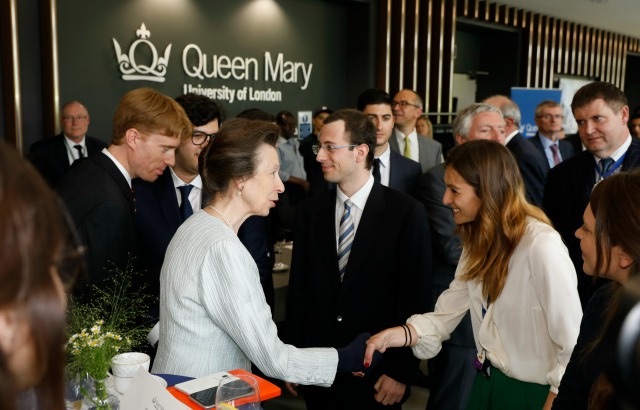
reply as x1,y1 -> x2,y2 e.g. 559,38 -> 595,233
81,376 -> 119,410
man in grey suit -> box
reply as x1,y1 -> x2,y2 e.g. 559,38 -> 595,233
416,103 -> 505,410
357,88 -> 422,195
390,89 -> 443,172
28,101 -> 107,187
529,100 -> 575,170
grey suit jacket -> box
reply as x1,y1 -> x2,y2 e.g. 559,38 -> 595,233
390,129 -> 443,172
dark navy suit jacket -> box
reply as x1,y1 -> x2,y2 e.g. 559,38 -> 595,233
58,152 -> 136,296
544,138 -> 640,307
28,133 -> 107,187
285,183 -> 432,407
506,132 -> 548,206
387,149 -> 422,195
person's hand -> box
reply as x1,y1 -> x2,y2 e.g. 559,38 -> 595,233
285,382 -> 298,397
373,374 -> 406,405
364,326 -> 409,365
542,391 -> 556,410
337,332 -> 381,373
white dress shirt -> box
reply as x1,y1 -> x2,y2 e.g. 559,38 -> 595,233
373,145 -> 392,187
64,135 -> 87,164
334,175 -> 374,249
170,168 -> 203,211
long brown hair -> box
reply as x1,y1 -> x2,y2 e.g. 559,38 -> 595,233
583,171 -> 640,408
0,142 -> 80,409
445,140 -> 550,302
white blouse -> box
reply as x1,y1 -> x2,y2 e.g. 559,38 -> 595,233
407,217 -> 582,393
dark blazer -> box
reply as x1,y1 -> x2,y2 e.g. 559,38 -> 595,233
387,149 -> 422,195
506,132 -> 548,206
28,133 -> 107,187
528,133 -> 575,170
543,138 -> 640,307
285,183 -> 432,408
57,152 -> 136,294
132,169 -> 183,302
389,131 -> 443,172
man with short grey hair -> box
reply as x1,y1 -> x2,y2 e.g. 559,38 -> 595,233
529,100 -> 575,169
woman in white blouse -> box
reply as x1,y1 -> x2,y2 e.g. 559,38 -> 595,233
153,118 -> 369,385
364,140 -> 582,410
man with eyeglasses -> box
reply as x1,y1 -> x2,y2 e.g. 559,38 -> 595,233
133,92 -> 222,320
529,100 -> 575,169
28,100 -> 107,187
390,89 -> 443,172
285,109 -> 431,410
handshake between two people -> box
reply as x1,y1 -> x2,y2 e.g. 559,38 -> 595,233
337,323 -> 418,376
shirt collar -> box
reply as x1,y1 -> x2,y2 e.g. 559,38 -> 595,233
504,130 -> 518,145
337,174 -> 374,211
376,144 -> 391,168
64,134 -> 86,147
101,148 -> 132,187
170,167 -> 202,189
592,135 -> 632,163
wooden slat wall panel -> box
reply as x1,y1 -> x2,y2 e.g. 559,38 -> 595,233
376,0 -> 640,119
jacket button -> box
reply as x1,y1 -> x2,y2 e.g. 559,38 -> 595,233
336,315 -> 343,322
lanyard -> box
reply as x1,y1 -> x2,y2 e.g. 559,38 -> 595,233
595,153 -> 625,181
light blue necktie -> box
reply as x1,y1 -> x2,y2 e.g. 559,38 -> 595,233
337,199 -> 355,281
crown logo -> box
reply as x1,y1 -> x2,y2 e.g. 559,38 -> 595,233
112,23 -> 172,82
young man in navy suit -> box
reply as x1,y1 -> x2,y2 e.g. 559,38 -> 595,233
28,100 -> 107,187
544,81 -> 640,307
529,100 -> 575,169
284,109 -> 431,409
357,88 -> 422,196
133,93 -> 222,318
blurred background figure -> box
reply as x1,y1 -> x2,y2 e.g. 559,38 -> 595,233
0,142 -> 80,409
415,115 -> 433,139
28,100 -> 107,188
299,106 -> 334,196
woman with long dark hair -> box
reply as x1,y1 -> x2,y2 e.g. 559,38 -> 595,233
364,140 -> 583,409
553,171 -> 640,409
0,142 -> 80,409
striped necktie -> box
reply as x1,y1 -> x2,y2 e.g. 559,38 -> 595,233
337,199 -> 355,281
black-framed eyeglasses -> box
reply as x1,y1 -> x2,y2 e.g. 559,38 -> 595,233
192,131 -> 216,145
312,144 -> 358,155
392,100 -> 420,109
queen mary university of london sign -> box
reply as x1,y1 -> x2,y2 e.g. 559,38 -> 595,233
112,23 -> 314,104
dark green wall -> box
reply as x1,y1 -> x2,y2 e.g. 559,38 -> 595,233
56,0 -> 374,142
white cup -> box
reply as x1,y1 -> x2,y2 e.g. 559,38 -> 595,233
113,374 -> 133,394
110,352 -> 150,378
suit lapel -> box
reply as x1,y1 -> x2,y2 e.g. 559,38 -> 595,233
316,191 -> 341,287
154,169 -> 182,231
92,153 -> 136,213
55,134 -> 71,171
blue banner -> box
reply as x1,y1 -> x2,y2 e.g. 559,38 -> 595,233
511,88 -> 562,137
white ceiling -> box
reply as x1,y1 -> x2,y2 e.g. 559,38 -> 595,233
495,0 -> 639,38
